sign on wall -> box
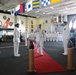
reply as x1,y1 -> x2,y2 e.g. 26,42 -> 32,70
2,18 -> 14,28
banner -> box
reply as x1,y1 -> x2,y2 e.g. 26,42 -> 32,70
41,0 -> 50,7
32,0 -> 40,10
26,1 -> 32,12
51,0 -> 61,4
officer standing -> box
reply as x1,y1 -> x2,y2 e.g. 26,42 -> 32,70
13,23 -> 20,57
25,29 -> 28,46
62,22 -> 70,55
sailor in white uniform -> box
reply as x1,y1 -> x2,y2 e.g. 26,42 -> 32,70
62,22 -> 70,55
27,29 -> 35,48
25,29 -> 28,46
52,32 -> 55,42
13,23 -> 20,57
34,24 -> 44,55
50,32 -> 52,41
43,30 -> 47,42
28,29 -> 35,41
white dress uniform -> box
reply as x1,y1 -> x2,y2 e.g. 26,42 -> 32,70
43,31 -> 46,42
13,27 -> 20,56
53,32 -> 57,42
56,32 -> 59,42
28,32 -> 35,41
50,32 -> 52,41
34,28 -> 44,55
46,32 -> 48,41
52,32 -> 55,42
56,32 -> 58,42
48,32 -> 50,41
27,32 -> 35,48
46,32 -> 50,41
25,30 -> 28,46
62,24 -> 70,55
58,32 -> 63,41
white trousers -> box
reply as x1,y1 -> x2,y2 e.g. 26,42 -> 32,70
52,37 -> 56,42
44,37 -> 46,42
25,37 -> 27,46
14,42 -> 19,56
46,37 -> 50,41
50,37 -> 53,41
36,41 -> 43,55
63,39 -> 68,54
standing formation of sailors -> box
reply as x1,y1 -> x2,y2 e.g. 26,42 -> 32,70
46,31 -> 63,42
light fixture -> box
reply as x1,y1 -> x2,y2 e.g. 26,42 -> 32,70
65,7 -> 67,10
35,11 -> 39,13
47,12 -> 51,15
50,7 -> 54,9
43,13 -> 45,14
25,14 -> 28,15
36,16 -> 39,18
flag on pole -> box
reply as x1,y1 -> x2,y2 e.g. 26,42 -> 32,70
11,8 -> 15,16
15,4 -> 26,15
32,0 -> 40,10
25,4 -> 27,12
15,5 -> 20,15
51,0 -> 61,4
41,0 -> 50,7
26,1 -> 32,12
20,4 -> 25,13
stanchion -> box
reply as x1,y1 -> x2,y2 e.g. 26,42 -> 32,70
3,34 -> 6,40
27,39 -> 36,73
66,40 -> 75,71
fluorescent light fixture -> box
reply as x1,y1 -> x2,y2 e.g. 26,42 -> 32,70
43,13 -> 45,14
65,7 -> 68,10
36,16 -> 39,18
25,13 -> 28,15
74,3 -> 76,4
35,11 -> 39,13
50,7 -> 54,9
47,12 -> 51,15
8,10 -> 11,11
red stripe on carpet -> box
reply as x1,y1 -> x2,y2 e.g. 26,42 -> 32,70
33,43 -> 66,73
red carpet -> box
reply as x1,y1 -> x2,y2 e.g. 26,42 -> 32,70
33,43 -> 66,73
